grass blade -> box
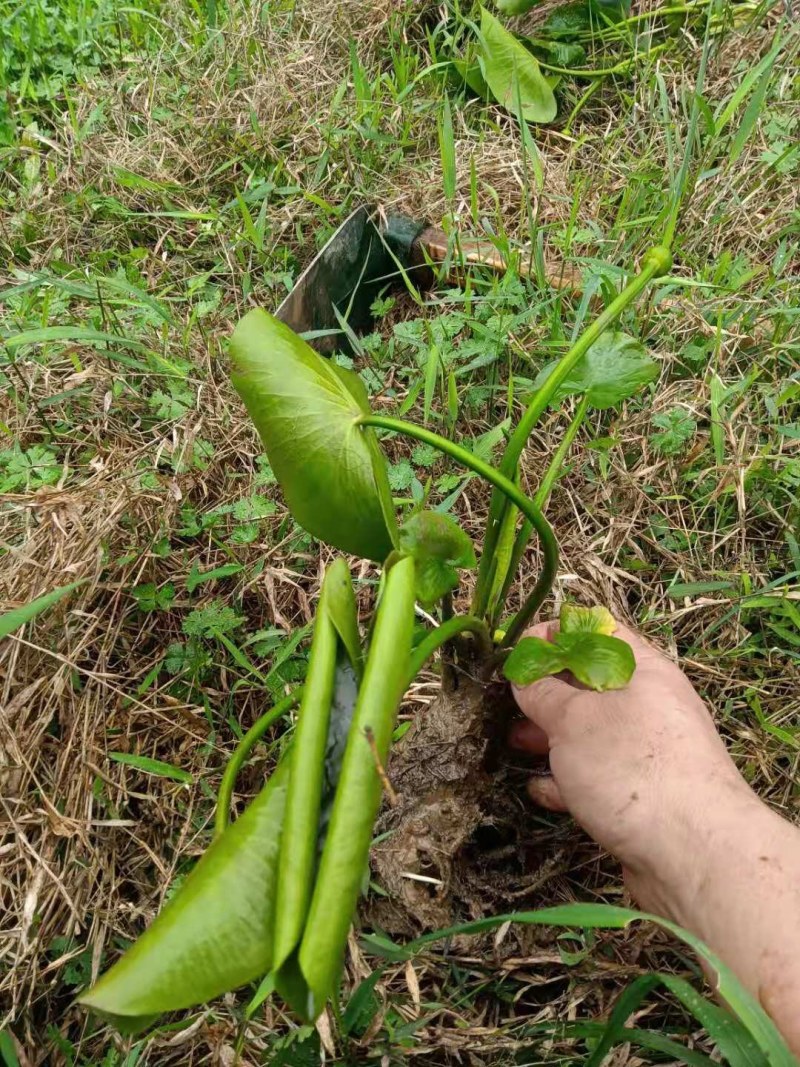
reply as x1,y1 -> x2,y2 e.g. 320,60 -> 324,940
438,94 -> 456,201
424,343 -> 441,426
0,581 -> 85,641
362,904 -> 795,1066
108,753 -> 193,786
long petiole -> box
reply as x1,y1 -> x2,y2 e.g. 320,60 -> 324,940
537,42 -> 669,79
215,688 -> 301,838
497,394 -> 591,646
357,414 -> 559,632
473,246 -> 670,618
404,615 -> 492,687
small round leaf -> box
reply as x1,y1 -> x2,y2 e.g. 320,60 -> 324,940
533,331 -> 658,410
503,636 -> 568,685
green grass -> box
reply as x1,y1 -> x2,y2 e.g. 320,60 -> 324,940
0,0 -> 798,1061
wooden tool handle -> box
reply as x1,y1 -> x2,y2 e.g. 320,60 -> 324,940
414,226 -> 580,291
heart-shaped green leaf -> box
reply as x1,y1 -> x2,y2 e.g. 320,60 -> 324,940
479,8 -> 557,124
78,758 -> 289,1029
560,603 -> 616,635
533,331 -> 658,410
230,309 -> 396,561
398,511 -> 476,606
504,630 -> 635,691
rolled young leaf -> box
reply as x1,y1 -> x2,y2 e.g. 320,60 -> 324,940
230,309 -> 396,561
294,556 -> 416,1020
274,559 -> 361,981
79,758 -> 289,1028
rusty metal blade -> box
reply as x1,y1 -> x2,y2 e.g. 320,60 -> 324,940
275,206 -> 394,354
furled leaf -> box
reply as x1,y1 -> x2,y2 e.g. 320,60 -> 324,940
322,556 -> 363,680
398,511 -> 476,606
533,331 -> 658,410
560,603 -> 616,635
479,8 -> 557,124
230,310 -> 396,561
554,632 -> 636,691
295,557 -> 416,1020
79,759 -> 289,1028
0,580 -> 85,641
504,636 -> 568,685
275,559 -> 360,989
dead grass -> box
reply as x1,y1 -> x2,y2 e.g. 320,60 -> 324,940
1,0 -> 798,1061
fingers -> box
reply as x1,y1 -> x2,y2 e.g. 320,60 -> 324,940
527,774 -> 568,812
508,718 -> 549,755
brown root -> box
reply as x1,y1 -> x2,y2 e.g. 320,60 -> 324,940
370,669 -> 561,937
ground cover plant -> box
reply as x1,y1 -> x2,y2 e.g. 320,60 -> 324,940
1,0 -> 799,1062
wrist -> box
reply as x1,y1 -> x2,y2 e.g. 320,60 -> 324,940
623,767 -> 759,927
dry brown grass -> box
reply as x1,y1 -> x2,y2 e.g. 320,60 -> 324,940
1,0 -> 798,1061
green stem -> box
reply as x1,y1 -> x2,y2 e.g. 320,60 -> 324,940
535,394 -> 591,509
563,78 -> 604,137
497,394 -> 591,647
473,246 -> 670,618
537,43 -> 669,79
404,615 -> 492,687
358,414 -> 559,630
214,688 -> 301,838
593,0 -> 712,30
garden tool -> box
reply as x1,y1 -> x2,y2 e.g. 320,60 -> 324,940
276,204 -> 577,353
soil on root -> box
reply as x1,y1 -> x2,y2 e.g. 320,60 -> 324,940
371,666 -> 565,939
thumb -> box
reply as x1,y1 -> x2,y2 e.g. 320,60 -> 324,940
512,673 -> 577,735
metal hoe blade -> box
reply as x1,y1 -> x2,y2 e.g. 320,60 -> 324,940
276,206 -> 389,354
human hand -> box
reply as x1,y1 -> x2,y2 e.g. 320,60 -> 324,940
510,619 -> 800,1052
509,619 -> 750,912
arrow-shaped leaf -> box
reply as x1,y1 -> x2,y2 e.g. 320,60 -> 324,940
230,310 -> 397,561
79,758 -> 289,1029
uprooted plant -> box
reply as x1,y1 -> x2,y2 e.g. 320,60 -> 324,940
77,240 -> 794,1064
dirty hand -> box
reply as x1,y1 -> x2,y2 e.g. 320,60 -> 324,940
510,619 -> 800,1054
508,619 -> 742,894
